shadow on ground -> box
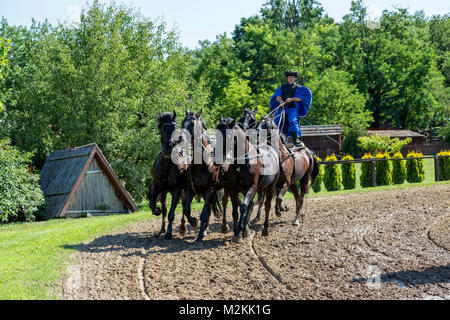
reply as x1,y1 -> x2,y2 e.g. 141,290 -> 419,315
351,265 -> 450,287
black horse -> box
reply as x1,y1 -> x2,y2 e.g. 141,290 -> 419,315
179,109 -> 225,240
148,111 -> 196,239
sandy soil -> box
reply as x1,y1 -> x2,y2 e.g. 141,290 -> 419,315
59,184 -> 450,300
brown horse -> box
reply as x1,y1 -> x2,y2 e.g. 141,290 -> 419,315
214,117 -> 280,242
256,117 -> 319,225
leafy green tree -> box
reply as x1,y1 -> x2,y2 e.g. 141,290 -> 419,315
338,1 -> 440,129
306,68 -> 371,128
0,37 -> 10,114
357,134 -> 411,154
0,1 -> 208,199
260,0 -> 328,30
0,139 -> 45,223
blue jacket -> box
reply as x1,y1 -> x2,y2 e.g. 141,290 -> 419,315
269,84 -> 312,136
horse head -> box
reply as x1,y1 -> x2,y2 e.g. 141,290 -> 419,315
180,109 -> 207,145
157,110 -> 178,158
238,107 -> 257,131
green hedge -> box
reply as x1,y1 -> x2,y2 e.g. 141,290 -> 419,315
392,152 -> 406,184
341,155 -> 356,189
437,150 -> 450,180
360,153 -> 373,188
406,151 -> 425,183
0,140 -> 45,223
323,154 -> 341,191
312,155 -> 323,193
375,152 -> 392,186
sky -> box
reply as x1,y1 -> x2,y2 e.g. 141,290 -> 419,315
1,0 -> 449,49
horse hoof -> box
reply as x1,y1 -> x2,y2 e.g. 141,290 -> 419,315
194,238 -> 203,245
164,233 -> 172,240
242,229 -> 249,238
275,210 -> 282,217
262,229 -> 269,237
232,236 -> 243,244
189,217 -> 198,227
281,205 -> 288,212
221,225 -> 229,234
293,220 -> 300,226
153,207 -> 162,216
179,225 -> 187,235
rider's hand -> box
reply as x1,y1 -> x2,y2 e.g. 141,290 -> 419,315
286,98 -> 292,103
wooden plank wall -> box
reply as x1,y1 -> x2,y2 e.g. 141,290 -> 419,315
65,157 -> 127,216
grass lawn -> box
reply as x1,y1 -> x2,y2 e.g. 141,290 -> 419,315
0,157 -> 448,299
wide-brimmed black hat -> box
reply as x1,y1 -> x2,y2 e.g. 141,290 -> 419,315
285,70 -> 298,77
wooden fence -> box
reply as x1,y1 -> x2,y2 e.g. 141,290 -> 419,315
317,155 -> 450,188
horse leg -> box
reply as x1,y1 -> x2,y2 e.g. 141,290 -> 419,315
155,192 -> 167,237
179,190 -> 187,235
149,183 -> 162,216
275,182 -> 290,217
233,185 -> 257,242
196,189 -> 213,242
221,189 -> 229,234
183,187 -> 198,228
262,185 -> 275,237
291,182 -> 306,226
230,191 -> 240,234
164,188 -> 182,240
252,191 -> 264,224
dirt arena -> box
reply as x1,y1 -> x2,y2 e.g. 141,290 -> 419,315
59,184 -> 450,300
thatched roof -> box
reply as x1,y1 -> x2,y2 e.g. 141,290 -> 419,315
300,125 -> 343,137
39,143 -> 137,218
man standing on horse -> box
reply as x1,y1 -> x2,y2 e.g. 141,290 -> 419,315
270,71 -> 312,148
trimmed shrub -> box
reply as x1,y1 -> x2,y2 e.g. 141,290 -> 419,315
323,154 -> 341,191
360,153 -> 373,188
312,155 -> 323,193
341,154 -> 356,190
437,150 -> 450,181
406,151 -> 425,183
0,140 -> 45,223
375,152 -> 392,186
392,152 -> 406,184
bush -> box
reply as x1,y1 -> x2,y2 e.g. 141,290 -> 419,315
323,154 -> 341,191
341,154 -> 356,189
0,140 -> 45,223
311,155 -> 323,193
342,127 -> 367,159
406,151 -> 425,183
375,152 -> 392,186
360,153 -> 373,188
437,150 -> 450,180
392,152 -> 406,184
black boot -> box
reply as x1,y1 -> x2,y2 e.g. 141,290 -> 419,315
292,132 -> 305,148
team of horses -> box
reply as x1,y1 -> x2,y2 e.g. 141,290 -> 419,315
148,108 -> 319,243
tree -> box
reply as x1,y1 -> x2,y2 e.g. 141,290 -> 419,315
0,37 -> 10,114
338,1 -> 440,129
0,1 -> 208,199
306,68 -> 371,129
357,134 -> 411,154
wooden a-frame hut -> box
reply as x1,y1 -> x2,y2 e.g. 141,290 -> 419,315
39,143 -> 137,218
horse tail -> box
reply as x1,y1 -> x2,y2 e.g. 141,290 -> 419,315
309,150 -> 320,188
209,189 -> 224,219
